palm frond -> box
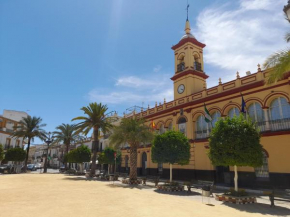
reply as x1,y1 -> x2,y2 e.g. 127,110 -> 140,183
285,32 -> 290,43
263,49 -> 290,84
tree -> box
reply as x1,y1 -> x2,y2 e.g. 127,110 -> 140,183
98,147 -> 121,173
208,115 -> 263,192
67,145 -> 91,172
263,15 -> 290,83
53,124 -> 80,168
110,118 -> 154,183
0,144 -> 4,163
12,116 -> 46,172
5,147 -> 26,162
72,103 -> 112,177
152,130 -> 190,183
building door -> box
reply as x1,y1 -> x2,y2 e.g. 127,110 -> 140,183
141,152 -> 147,176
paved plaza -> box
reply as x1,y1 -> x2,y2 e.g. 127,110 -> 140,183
0,174 -> 290,217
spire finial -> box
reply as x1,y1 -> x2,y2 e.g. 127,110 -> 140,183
186,3 -> 190,21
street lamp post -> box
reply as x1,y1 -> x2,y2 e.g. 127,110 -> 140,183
44,132 -> 54,173
284,0 -> 290,21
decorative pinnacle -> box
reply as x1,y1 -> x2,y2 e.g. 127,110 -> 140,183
219,78 -> 222,85
236,71 -> 240,79
164,98 -> 166,103
257,63 -> 261,72
148,104 -> 150,109
155,102 -> 157,107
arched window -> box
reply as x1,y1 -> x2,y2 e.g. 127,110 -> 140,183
196,115 -> 209,139
228,107 -> 240,118
167,122 -> 173,131
193,53 -> 202,72
177,54 -> 185,72
159,124 -> 165,134
211,111 -> 221,127
255,151 -> 269,179
178,117 -> 187,135
269,97 -> 290,120
248,103 -> 264,122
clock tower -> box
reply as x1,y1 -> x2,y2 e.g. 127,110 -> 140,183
171,17 -> 208,100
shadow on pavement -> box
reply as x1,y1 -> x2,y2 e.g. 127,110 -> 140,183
223,202 -> 290,216
107,183 -> 152,190
154,189 -> 202,197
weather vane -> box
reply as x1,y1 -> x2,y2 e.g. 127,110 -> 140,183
186,1 -> 190,21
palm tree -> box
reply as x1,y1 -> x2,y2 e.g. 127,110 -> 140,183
12,116 -> 46,172
263,17 -> 290,83
110,118 -> 154,183
53,124 -> 80,168
72,103 -> 112,177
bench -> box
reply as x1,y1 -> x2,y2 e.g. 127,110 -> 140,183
185,180 -> 214,194
142,175 -> 160,187
269,190 -> 290,207
115,172 -> 128,180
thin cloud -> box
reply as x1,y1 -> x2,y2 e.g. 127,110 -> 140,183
195,0 -> 288,82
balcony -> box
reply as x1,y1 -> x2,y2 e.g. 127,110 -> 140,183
194,62 -> 202,72
195,129 -> 211,139
4,145 -> 10,150
195,118 -> 290,140
177,62 -> 185,72
6,129 -> 14,134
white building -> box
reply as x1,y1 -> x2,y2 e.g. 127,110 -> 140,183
0,110 -> 28,151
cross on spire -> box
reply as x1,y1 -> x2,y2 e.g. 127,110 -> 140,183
186,3 -> 190,21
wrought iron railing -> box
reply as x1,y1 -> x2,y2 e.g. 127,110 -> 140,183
4,145 -> 10,150
194,62 -> 202,72
177,62 -> 185,72
195,118 -> 290,139
6,129 -> 14,133
269,118 -> 290,131
195,129 -> 211,139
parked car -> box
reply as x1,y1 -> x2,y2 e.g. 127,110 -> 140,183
0,164 -> 13,174
35,163 -> 42,169
27,164 -> 37,171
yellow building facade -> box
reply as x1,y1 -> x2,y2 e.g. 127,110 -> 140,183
120,19 -> 290,188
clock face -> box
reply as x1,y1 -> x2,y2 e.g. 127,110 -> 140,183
177,84 -> 185,94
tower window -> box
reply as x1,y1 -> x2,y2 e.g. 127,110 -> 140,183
194,54 -> 202,72
177,55 -> 185,72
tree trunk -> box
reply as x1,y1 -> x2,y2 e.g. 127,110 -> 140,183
43,144 -> 49,173
90,128 -> 99,177
170,164 -> 173,183
234,165 -> 238,192
79,163 -> 83,173
23,138 -> 31,172
129,145 -> 138,182
65,143 -> 69,169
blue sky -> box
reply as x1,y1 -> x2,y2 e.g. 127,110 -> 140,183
0,0 -> 288,144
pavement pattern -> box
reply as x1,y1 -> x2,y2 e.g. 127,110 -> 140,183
0,174 -> 290,217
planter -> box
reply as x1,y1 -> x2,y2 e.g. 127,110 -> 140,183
122,179 -> 142,185
157,185 -> 184,192
215,194 -> 257,204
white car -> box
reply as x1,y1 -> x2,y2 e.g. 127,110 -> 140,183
35,163 -> 42,169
